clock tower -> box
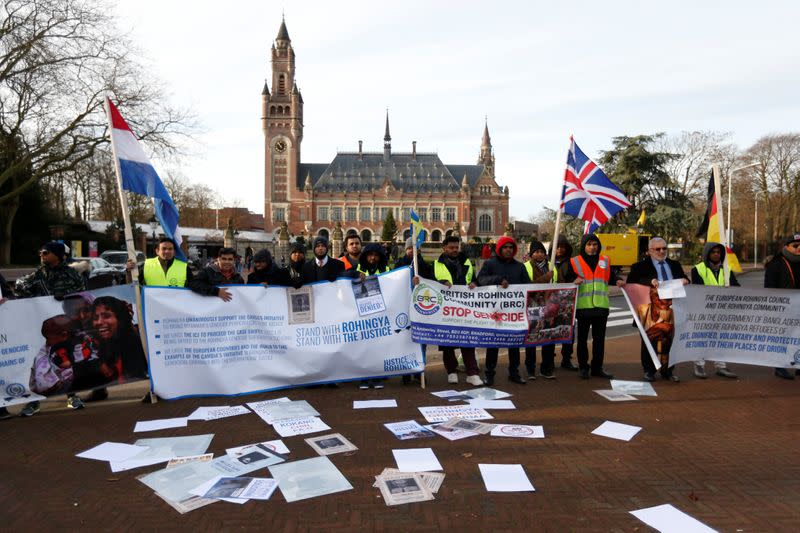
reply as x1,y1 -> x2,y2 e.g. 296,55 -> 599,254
262,17 -> 303,230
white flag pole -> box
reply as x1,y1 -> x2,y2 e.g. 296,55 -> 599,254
105,95 -> 156,403
712,164 -> 731,287
549,136 -> 571,269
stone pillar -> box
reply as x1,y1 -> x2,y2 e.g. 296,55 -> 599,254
332,221 -> 343,258
451,222 -> 461,238
223,218 -> 235,248
504,222 -> 514,237
278,221 -> 290,266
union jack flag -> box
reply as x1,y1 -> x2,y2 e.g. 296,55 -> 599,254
560,136 -> 631,234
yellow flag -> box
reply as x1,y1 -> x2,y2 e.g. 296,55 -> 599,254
635,210 -> 646,226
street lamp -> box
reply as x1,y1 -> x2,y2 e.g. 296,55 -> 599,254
148,215 -> 158,251
726,163 -> 760,245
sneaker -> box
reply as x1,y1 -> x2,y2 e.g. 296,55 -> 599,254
465,375 -> 484,386
67,395 -> 85,410
669,374 -> 681,382
20,401 -> 40,417
540,370 -> 556,380
775,368 -> 795,380
643,372 -> 656,382
484,375 -> 495,386
358,381 -> 370,390
86,388 -> 108,402
579,368 -> 590,379
509,375 -> 526,385
561,362 -> 579,371
590,369 -> 614,379
0,407 -> 12,420
447,373 -> 458,384
693,364 -> 707,379
372,379 -> 385,389
716,368 -> 737,379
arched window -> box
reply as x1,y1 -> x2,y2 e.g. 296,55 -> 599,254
285,105 -> 290,115
278,75 -> 286,94
478,214 -> 492,233
360,229 -> 372,242
270,105 -> 276,114
431,229 -> 442,242
317,228 -> 329,240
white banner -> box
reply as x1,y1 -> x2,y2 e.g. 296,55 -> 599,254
144,268 -> 422,399
670,286 -> 800,368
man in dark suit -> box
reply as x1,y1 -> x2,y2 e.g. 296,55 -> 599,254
626,237 -> 688,382
302,236 -> 346,283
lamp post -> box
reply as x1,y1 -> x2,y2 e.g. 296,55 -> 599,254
148,215 -> 158,253
753,198 -> 758,268
726,163 -> 760,245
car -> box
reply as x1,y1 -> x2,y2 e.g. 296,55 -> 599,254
70,257 -> 126,289
100,250 -> 145,272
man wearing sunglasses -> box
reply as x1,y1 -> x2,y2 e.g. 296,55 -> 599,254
627,237 -> 688,382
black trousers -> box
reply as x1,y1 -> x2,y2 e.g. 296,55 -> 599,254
640,339 -> 675,376
540,342 -> 574,373
485,348 -> 521,377
576,309 -> 609,371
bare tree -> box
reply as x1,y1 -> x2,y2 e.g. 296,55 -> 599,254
656,131 -> 737,201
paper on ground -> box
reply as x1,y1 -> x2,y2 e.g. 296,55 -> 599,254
465,399 -> 516,410
630,503 -> 718,533
253,400 -> 319,424
268,456 -> 353,502
417,405 -> 493,423
490,424 -> 545,439
657,279 -> 687,300
353,399 -> 397,409
594,389 -> 638,402
610,380 -> 657,397
272,416 -> 330,437
134,417 -> 189,433
430,390 -> 461,398
246,397 -> 291,424
392,448 -> 443,472
373,468 -> 445,493
188,405 -> 250,421
167,453 -> 214,469
384,420 -> 436,440
376,472 -> 434,506
76,442 -> 148,462
424,423 -> 479,441
463,387 -> 511,400
111,434 -> 214,472
592,421 -> 642,441
478,464 -> 535,492
189,476 -> 247,504
187,405 -> 230,420
226,440 -> 290,457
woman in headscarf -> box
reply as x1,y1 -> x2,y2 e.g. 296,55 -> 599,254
91,296 -> 148,383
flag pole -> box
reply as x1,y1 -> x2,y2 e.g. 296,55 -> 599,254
410,220 -> 426,389
105,95 -> 157,403
549,136 -> 571,268
712,164 -> 731,287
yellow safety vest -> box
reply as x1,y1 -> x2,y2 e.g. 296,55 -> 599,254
571,255 -> 610,309
433,259 -> 474,285
524,261 -> 557,283
694,263 -> 724,286
143,258 -> 187,287
356,264 -> 390,275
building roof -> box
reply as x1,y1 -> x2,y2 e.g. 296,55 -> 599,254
86,221 -> 275,243
297,153 -> 486,193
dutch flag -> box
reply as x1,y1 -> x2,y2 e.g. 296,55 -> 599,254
106,96 -> 186,261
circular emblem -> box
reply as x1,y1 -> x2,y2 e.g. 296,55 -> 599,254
5,382 -> 26,397
599,259 -> 608,269
274,140 -> 287,153
412,284 -> 442,315
792,349 -> 800,366
395,312 -> 410,329
500,425 -> 534,437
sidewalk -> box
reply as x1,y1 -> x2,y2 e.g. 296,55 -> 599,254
1,334 -> 798,532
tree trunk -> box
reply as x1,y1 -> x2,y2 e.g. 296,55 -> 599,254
0,197 -> 20,265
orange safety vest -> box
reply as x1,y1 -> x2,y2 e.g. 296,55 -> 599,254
570,255 -> 611,309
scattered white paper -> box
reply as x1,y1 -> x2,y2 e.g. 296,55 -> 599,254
657,279 -> 687,300
134,417 -> 189,433
268,456 -> 353,502
417,405 -> 493,423
630,503 -> 718,533
187,406 -> 230,420
384,420 -> 436,440
479,464 -> 535,492
465,399 -> 516,410
246,397 -> 291,424
591,421 -> 642,441
271,416 -> 330,437
111,434 -> 215,472
255,400 -> 319,424
226,440 -> 290,457
392,448 -> 443,472
610,379 -> 658,397
190,406 -> 250,421
76,442 -> 148,463
353,399 -> 398,409
430,390 -> 462,398
166,453 -> 214,469
189,476 -> 247,504
594,389 -> 638,402
463,387 -> 512,400
490,424 -> 545,439
424,424 -> 479,441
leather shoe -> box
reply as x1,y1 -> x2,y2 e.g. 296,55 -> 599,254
669,374 -> 681,382
561,362 -> 579,371
484,375 -> 495,386
579,368 -> 590,379
590,369 -> 614,379
775,368 -> 795,380
508,375 -> 526,385
643,372 -> 656,382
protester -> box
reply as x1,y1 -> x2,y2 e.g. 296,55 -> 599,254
246,249 -> 291,286
478,236 -> 531,385
689,242 -> 739,379
522,240 -> 554,380
764,233 -> 800,379
339,234 -> 362,272
301,236 -> 346,283
565,234 -> 623,380
3,241 -> 87,418
189,247 -> 245,300
393,238 -> 431,277
415,236 -> 483,386
540,235 -> 578,376
286,243 -> 307,288
127,237 -> 193,288
356,243 -> 390,277
91,296 -> 149,383
627,237 -> 689,382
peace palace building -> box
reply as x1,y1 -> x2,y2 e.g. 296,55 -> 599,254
262,20 -> 510,243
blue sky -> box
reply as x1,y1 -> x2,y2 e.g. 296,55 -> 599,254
116,0 -> 800,220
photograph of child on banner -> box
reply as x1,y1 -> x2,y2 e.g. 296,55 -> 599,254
635,287 -> 675,372
524,288 -> 576,344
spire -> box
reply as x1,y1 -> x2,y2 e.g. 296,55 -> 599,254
262,79 -> 269,96
481,116 -> 491,149
383,109 -> 391,161
479,116 -> 494,167
276,16 -> 290,42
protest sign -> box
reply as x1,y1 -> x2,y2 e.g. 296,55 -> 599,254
410,280 -> 577,347
0,285 -> 147,407
143,269 -> 423,399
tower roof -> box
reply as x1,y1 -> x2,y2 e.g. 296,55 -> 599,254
276,18 -> 290,41
384,110 -> 391,142
481,118 -> 491,148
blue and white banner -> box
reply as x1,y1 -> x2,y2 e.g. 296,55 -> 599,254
410,280 -> 578,348
143,269 -> 422,399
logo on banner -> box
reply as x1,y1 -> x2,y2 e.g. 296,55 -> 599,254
394,312 -> 410,331
791,349 -> 800,366
412,284 -> 442,315
384,354 -> 421,372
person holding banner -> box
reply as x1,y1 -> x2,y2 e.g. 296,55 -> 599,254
247,249 -> 292,287
690,242 -> 739,379
356,243 -> 391,278
627,237 -> 688,382
417,236 -> 483,386
189,247 -> 244,301
478,236 -> 531,385
765,233 -> 800,380
566,234 -> 623,380
539,236 -> 578,377
302,236 -> 346,283
523,240 -> 554,380
126,237 -> 193,288
339,234 -> 362,272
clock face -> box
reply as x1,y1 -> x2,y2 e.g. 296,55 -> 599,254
274,140 -> 287,153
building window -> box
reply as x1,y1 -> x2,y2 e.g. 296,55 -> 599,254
402,208 -> 410,222
332,207 -> 342,221
346,207 -> 357,221
273,208 -> 285,222
317,207 -> 329,221
478,213 -> 492,233
299,208 -> 306,220
418,207 -> 427,222
445,207 -> 456,222
431,229 -> 442,242
431,208 -> 441,222
360,207 -> 371,221
380,207 -> 391,221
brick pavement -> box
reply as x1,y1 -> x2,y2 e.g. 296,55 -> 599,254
1,334 -> 799,532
